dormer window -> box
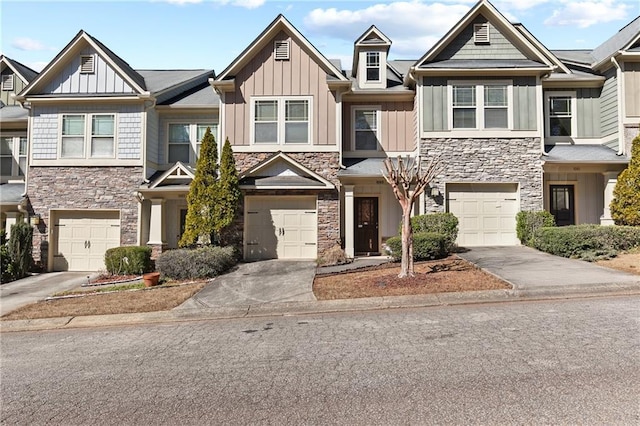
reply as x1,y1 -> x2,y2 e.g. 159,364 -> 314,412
274,40 -> 290,61
1,74 -> 13,91
80,55 -> 95,74
366,52 -> 380,81
474,23 -> 490,44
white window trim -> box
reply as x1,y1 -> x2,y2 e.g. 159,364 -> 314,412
544,91 -> 577,143
165,122 -> 218,164
447,80 -> 513,131
365,52 -> 381,82
250,96 -> 313,145
1,74 -> 14,91
58,113 -> 118,160
0,134 -> 27,181
351,105 -> 381,152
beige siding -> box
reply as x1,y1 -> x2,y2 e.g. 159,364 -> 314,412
342,100 -> 415,152
624,62 -> 640,118
544,173 -> 604,224
223,31 -> 336,147
1,71 -> 27,106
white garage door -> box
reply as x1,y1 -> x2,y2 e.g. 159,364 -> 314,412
53,211 -> 120,271
245,196 -> 317,260
447,183 -> 519,247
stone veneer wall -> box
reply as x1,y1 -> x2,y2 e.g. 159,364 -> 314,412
420,138 -> 544,212
624,124 -> 639,157
235,152 -> 341,256
27,166 -> 143,267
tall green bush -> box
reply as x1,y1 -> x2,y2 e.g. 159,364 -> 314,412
401,213 -> 459,251
516,211 -> 555,246
1,230 -> 11,283
610,135 -> 640,226
104,246 -> 153,275
7,221 -> 33,280
216,138 -> 241,245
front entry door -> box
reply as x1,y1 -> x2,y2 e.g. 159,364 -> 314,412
550,185 -> 575,226
355,197 -> 379,254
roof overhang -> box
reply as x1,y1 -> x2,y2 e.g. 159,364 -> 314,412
239,152 -> 335,190
145,161 -> 195,189
413,67 -> 553,77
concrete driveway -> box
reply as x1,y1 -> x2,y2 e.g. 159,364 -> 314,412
458,246 -> 640,290
176,260 -> 316,310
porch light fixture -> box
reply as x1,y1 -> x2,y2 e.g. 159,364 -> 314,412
430,187 -> 440,198
30,214 -> 41,226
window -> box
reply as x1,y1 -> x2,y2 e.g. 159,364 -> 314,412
353,107 -> 380,151
366,52 -> 380,81
251,97 -> 311,145
168,123 -> 216,164
61,114 -> 115,159
474,23 -> 490,44
450,81 -> 511,130
1,136 -> 27,178
545,92 -> 575,140
80,55 -> 95,74
274,40 -> 290,60
1,74 -> 13,91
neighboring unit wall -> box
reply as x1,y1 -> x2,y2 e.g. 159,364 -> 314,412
600,68 -> 618,142
223,31 -> 337,147
146,107 -> 160,175
624,62 -> 640,119
0,70 -> 27,106
421,137 -> 543,211
157,112 -> 218,164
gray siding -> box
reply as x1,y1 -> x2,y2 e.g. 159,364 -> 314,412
146,108 -> 160,166
624,62 -> 640,117
512,77 -> 537,131
600,68 -> 618,138
576,88 -> 601,138
1,70 -> 27,106
435,16 -> 528,61
157,112 -> 218,165
42,46 -> 135,95
31,103 -> 142,160
422,77 -> 447,131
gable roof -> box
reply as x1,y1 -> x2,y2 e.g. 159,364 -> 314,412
214,14 -> 348,84
146,162 -> 196,189
352,25 -> 392,78
239,152 -> 335,189
591,16 -> 640,68
412,0 -> 553,72
19,30 -> 148,98
0,55 -> 38,84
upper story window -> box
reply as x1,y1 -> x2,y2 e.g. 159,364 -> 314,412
1,74 -> 14,91
366,52 -> 380,82
251,96 -> 312,145
545,91 -> 576,141
0,135 -> 27,179
61,114 -> 115,158
353,106 -> 381,151
450,81 -> 511,130
168,123 -> 216,164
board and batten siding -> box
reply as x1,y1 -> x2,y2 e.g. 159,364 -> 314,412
223,31 -> 336,147
576,88 -> 601,138
434,16 -> 528,61
42,46 -> 135,95
600,69 -> 618,138
624,62 -> 640,118
544,172 -> 604,224
342,101 -> 415,152
30,104 -> 143,160
0,70 -> 27,106
421,76 -> 537,132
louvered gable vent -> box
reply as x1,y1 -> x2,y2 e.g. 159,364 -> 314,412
1,74 -> 14,91
80,55 -> 95,73
274,40 -> 290,60
473,23 -> 490,44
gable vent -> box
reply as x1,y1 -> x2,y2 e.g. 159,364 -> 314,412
1,74 -> 14,91
274,40 -> 290,60
474,23 -> 490,44
80,55 -> 95,73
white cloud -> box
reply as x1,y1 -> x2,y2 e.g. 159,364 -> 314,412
493,0 -> 551,11
11,37 -> 49,51
544,0 -> 630,28
304,1 -> 470,57
161,0 -> 264,7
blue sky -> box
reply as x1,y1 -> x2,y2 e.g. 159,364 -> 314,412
2,0 -> 639,73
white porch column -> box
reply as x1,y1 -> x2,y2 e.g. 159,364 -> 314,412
4,212 -> 20,240
147,198 -> 166,245
600,172 -> 618,225
344,185 -> 355,258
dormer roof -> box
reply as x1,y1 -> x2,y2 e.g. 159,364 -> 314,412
0,55 -> 38,85
352,25 -> 392,78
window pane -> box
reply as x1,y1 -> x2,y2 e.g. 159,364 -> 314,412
255,101 -> 278,121
285,100 -> 308,121
169,124 -> 190,143
18,157 -> 26,177
63,115 -> 84,136
453,86 -> 475,106
91,137 -> 114,157
366,52 -> 379,67
61,137 -> 84,158
355,110 -> 377,130
169,144 -> 190,163
484,108 -> 508,128
453,108 -> 476,128
485,86 -> 507,106
549,117 -> 572,136
92,115 -> 114,136
355,131 -> 378,150
197,124 -> 215,142
366,68 -> 380,81
550,97 -> 571,115
19,137 -> 27,155
0,137 -> 12,155
0,158 -> 12,175
285,122 -> 308,143
255,122 -> 278,143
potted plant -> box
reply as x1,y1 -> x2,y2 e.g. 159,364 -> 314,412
143,272 -> 160,287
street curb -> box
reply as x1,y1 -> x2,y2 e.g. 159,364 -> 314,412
2,285 -> 640,333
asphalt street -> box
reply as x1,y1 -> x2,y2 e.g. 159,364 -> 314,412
2,296 -> 639,425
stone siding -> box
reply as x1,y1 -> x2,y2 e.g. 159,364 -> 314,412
27,166 -> 143,266
420,137 -> 543,212
624,124 -> 639,157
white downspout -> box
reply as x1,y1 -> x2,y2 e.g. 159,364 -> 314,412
610,55 -> 624,155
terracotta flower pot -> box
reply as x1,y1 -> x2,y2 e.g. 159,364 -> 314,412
143,272 -> 160,287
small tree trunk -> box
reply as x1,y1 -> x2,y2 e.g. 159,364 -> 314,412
399,207 -> 414,278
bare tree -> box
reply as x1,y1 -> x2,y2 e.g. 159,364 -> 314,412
383,155 -> 441,278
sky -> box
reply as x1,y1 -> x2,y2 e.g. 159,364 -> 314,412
2,0 -> 639,74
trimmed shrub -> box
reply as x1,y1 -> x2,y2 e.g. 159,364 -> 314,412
104,246 -> 153,275
402,213 -> 459,251
385,232 -> 448,261
7,222 -> 33,280
156,246 -> 237,280
532,224 -> 640,261
1,230 -> 11,283
516,210 -> 556,246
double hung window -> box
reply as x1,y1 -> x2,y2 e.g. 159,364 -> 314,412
168,123 -> 216,163
252,97 -> 311,145
0,136 -> 27,178
353,107 -> 380,151
450,81 -> 511,130
61,114 -> 115,158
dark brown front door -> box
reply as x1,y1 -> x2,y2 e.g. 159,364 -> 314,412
355,197 -> 379,253
550,185 -> 575,226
